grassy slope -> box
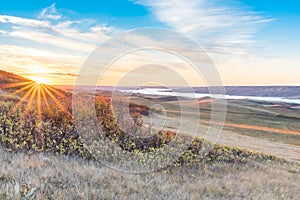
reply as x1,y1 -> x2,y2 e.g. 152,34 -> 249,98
0,149 -> 299,200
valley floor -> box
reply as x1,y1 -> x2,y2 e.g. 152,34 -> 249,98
144,113 -> 300,163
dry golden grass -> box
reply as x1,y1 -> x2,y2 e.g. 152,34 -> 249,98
0,149 -> 299,200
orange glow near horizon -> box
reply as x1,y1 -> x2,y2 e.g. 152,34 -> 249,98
201,120 -> 300,136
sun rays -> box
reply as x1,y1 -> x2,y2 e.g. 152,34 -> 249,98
3,80 -> 71,120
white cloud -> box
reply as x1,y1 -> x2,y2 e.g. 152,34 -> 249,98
9,29 -> 97,53
51,21 -> 112,44
134,0 -> 273,55
38,3 -> 62,20
0,29 -> 6,35
0,4 -> 113,53
0,44 -> 84,70
0,44 -> 83,62
0,15 -> 50,28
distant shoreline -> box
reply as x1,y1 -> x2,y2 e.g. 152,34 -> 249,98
56,85 -> 300,104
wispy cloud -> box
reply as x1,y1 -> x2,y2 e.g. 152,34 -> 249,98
9,28 -> 97,53
0,15 -> 50,28
49,72 -> 80,77
38,3 -> 62,20
134,0 -> 273,55
0,44 -> 84,75
0,29 -> 6,35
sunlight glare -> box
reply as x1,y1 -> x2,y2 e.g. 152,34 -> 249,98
31,76 -> 49,84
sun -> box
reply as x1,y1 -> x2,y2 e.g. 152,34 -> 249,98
26,66 -> 51,85
31,76 -> 50,84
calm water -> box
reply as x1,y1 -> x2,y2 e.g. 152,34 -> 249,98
120,88 -> 300,105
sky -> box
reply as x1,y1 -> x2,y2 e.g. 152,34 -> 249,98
0,0 -> 299,86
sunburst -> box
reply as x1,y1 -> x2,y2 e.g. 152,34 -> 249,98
3,80 -> 71,120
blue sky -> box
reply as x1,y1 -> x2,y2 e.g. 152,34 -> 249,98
0,0 -> 148,16
0,0 -> 299,85
242,0 -> 300,58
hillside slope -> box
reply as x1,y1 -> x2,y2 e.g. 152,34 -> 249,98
0,70 -> 31,85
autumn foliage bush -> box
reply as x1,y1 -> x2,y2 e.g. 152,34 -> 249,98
0,96 -> 280,166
